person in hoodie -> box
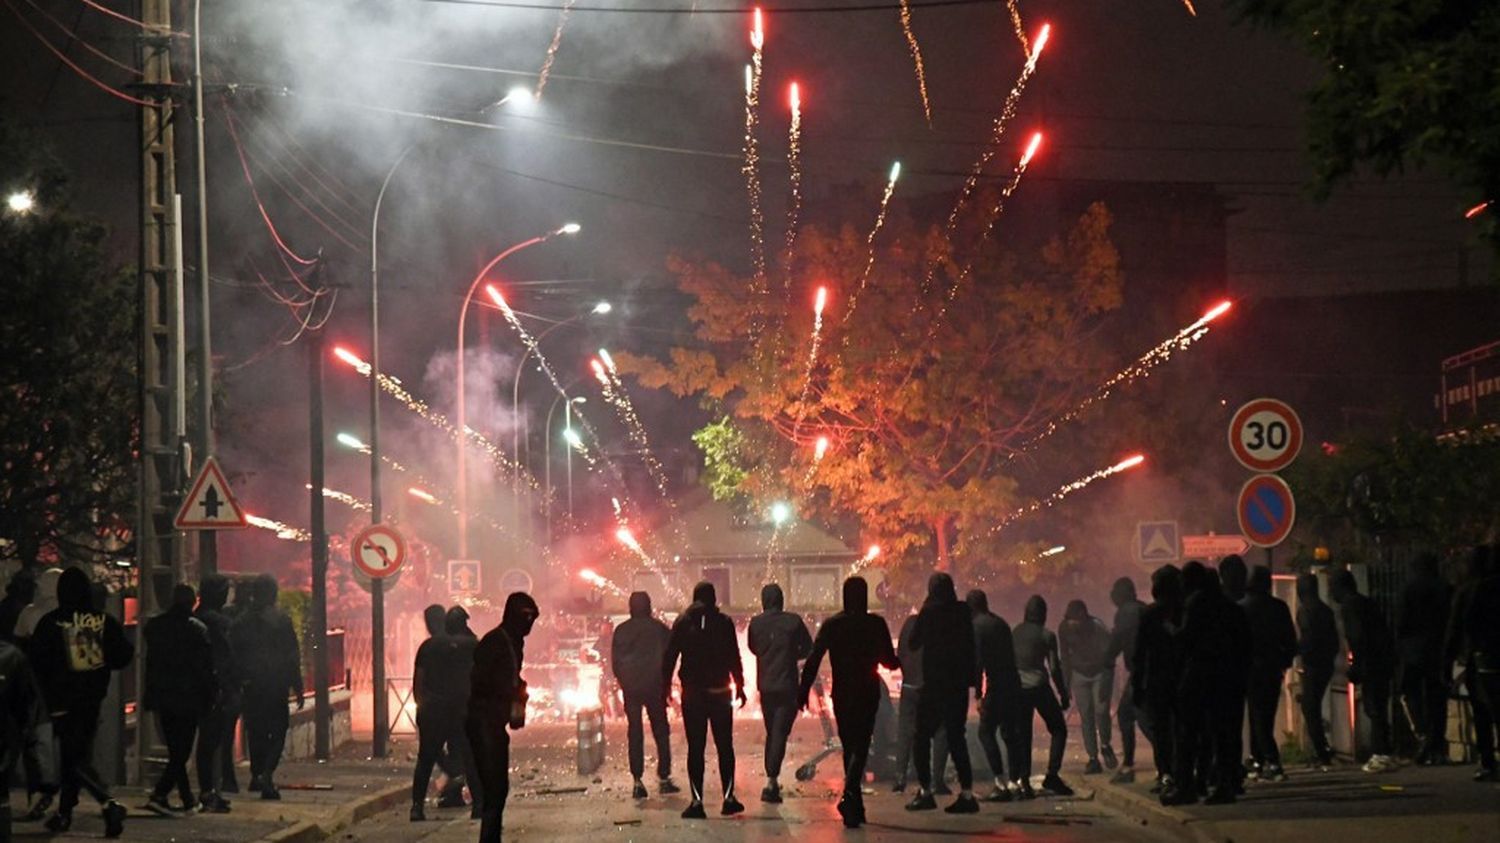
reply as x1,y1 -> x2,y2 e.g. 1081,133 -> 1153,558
411,604 -> 478,820
1396,553 -> 1452,765
1447,546 -> 1497,781
442,606 -> 479,814
1012,594 -> 1073,798
1238,566 -> 1297,781
748,583 -> 812,803
143,583 -> 215,815
0,570 -> 36,644
611,591 -> 680,800
1107,577 -> 1150,784
1212,556 -> 1253,794
797,577 -> 899,827
967,589 -> 1021,802
661,582 -> 745,820
1059,599 -> 1115,776
1295,572 -> 1338,768
231,575 -> 302,800
468,591 -> 538,843
893,610 -> 949,793
1175,561 -> 1249,805
904,572 -> 980,813
27,567 -> 131,836
1133,565 -> 1184,799
1330,569 -> 1397,773
194,575 -> 236,813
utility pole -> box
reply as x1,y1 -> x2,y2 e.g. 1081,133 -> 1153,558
307,255 -> 332,760
192,0 -> 217,575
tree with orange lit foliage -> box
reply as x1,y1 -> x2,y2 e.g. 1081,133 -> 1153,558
618,200 -> 1122,583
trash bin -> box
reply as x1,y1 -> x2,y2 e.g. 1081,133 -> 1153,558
577,706 -> 605,775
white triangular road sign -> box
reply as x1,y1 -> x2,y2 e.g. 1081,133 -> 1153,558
1141,527 -> 1177,560
174,457 -> 247,530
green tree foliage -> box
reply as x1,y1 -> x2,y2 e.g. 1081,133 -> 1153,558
0,120 -> 137,567
1232,0 -> 1500,253
618,200 -> 1123,581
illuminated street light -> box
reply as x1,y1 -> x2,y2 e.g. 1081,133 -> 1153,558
336,432 -> 368,451
559,222 -> 581,235
592,301 -> 613,315
563,428 -> 583,449
6,191 -> 35,214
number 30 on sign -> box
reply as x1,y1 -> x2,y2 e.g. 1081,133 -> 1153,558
1228,398 -> 1303,473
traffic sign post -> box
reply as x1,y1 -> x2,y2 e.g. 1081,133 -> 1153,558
1228,398 -> 1303,473
173,457 -> 247,530
448,559 -> 482,598
1135,521 -> 1180,564
1182,534 -> 1251,559
1237,475 -> 1296,549
352,524 -> 407,579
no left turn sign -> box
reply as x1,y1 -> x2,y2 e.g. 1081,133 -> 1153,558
352,524 -> 407,579
1228,398 -> 1303,473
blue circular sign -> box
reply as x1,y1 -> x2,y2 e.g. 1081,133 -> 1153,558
1237,475 -> 1296,548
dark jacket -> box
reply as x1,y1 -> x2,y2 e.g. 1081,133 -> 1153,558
897,614 -> 924,689
612,591 -> 672,697
143,603 -> 216,716
1462,572 -> 1500,670
1178,563 -> 1251,701
1332,571 -> 1395,684
0,640 -> 43,772
910,573 -> 976,698
798,578 -> 898,704
230,577 -> 302,700
195,575 -> 236,706
0,596 -> 27,645
29,568 -> 133,716
470,593 -> 538,725
1132,565 -> 1184,708
1058,600 -> 1112,677
446,607 -> 477,706
1108,578 -> 1145,674
1240,567 -> 1297,677
662,582 -> 744,697
1396,559 -> 1451,670
967,590 -> 1019,701
1295,573 -> 1339,678
748,584 -> 813,697
1013,595 -> 1066,698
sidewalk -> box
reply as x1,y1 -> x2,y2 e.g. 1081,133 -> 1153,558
1092,761 -> 1500,843
9,739 -> 411,843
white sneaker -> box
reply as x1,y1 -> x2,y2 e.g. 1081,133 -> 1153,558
1362,755 -> 1394,773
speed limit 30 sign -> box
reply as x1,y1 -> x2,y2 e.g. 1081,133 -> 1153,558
1228,398 -> 1303,473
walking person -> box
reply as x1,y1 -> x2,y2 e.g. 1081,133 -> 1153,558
1134,565 -> 1185,802
611,592 -> 680,800
967,589 -> 1021,802
28,568 -> 132,836
797,577 -> 899,828
1059,599 -> 1115,775
905,572 -> 980,813
661,582 -> 745,819
1397,554 -> 1452,765
748,583 -> 812,803
1108,576 -> 1150,784
1447,546 -> 1497,781
1330,570 -> 1398,773
194,575 -> 236,813
411,605 -> 470,820
1012,595 -> 1073,798
1239,566 -> 1297,782
893,610 -> 949,792
1214,557 -> 1254,794
1175,562 -> 1248,804
3,568 -> 56,822
217,580 -> 249,794
1295,573 -> 1339,769
0,631 -> 44,841
143,584 -> 216,815
468,593 -> 537,843
231,574 -> 303,800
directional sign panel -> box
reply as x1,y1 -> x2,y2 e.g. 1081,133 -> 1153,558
1136,521 -> 1180,563
352,524 -> 407,579
174,457 -> 247,530
1182,534 -> 1251,559
448,559 -> 482,597
1237,475 -> 1296,548
1228,398 -> 1303,473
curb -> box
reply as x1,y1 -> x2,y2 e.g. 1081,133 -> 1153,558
253,782 -> 410,843
1090,780 -> 1223,843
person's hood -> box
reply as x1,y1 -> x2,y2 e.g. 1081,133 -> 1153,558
691,581 -> 718,611
56,567 -> 92,610
252,574 -> 279,609
1024,594 -> 1047,624
1295,573 -> 1322,605
444,605 -> 472,636
1329,569 -> 1357,603
1219,555 -> 1247,598
1247,566 -> 1273,596
966,589 -> 989,615
1151,564 -> 1184,607
501,591 -> 540,638
629,590 -> 653,618
761,583 -> 784,613
199,575 -> 230,611
1182,561 -> 1210,596
842,577 -> 868,615
925,572 -> 956,606
423,604 -> 446,637
1110,577 -> 1137,607
1063,599 -> 1089,623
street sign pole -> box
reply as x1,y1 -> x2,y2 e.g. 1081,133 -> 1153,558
352,523 -> 404,758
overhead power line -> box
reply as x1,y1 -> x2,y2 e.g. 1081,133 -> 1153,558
419,0 -> 995,14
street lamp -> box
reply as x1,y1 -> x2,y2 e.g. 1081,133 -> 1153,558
6,190 -> 35,214
545,395 -> 588,524
455,225 -> 581,559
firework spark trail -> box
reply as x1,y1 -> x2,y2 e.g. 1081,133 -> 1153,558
1005,0 -> 1029,52
990,454 -> 1145,535
579,568 -> 631,600
593,354 -> 694,557
791,286 -> 829,436
922,23 -> 1049,296
847,544 -> 882,575
616,527 -> 685,602
247,514 -> 310,542
533,0 -> 575,101
896,0 -> 933,126
1011,301 -> 1232,457
935,132 -> 1043,314
781,82 -> 803,278
1180,0 -> 1197,16
744,9 -> 768,296
310,485 -> 371,512
842,161 -> 901,328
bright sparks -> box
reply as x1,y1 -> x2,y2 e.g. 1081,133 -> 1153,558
407,487 -> 439,505
814,435 -> 830,461
792,284 -> 830,433
751,6 -> 764,49
1465,200 -> 1493,219
598,348 -> 617,374
843,161 -> 902,326
1181,0 -> 1197,16
935,132 -> 1045,314
533,0 -> 576,101
743,9 -> 768,299
1004,0 -> 1028,52
246,514 -> 310,542
580,568 -> 629,598
896,0 -> 932,125
814,285 -> 828,317
1019,131 -> 1043,167
782,82 -> 804,277
992,454 -> 1146,534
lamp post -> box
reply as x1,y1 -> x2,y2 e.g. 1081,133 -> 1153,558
543,393 -> 586,541
455,225 -> 580,560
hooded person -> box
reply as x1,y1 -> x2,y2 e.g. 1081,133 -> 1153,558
468,592 -> 539,843
1012,594 -> 1073,798
1060,599 -> 1116,775
1108,577 -> 1151,783
230,575 -> 302,800
411,604 -> 474,820
1447,546 -> 1498,781
143,583 -> 215,815
1133,565 -> 1184,800
748,583 -> 812,802
894,610 -> 949,793
797,577 -> 899,827
1211,556 -> 1252,794
192,574 -> 236,813
904,572 -> 980,814
611,591 -> 680,799
1396,553 -> 1453,765
1330,569 -> 1397,773
661,582 -> 746,819
1175,561 -> 1249,804
27,567 -> 132,836
1295,573 -> 1338,768
1239,566 -> 1297,781
439,606 -> 480,812
967,589 -> 1022,802
0,570 -> 36,644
